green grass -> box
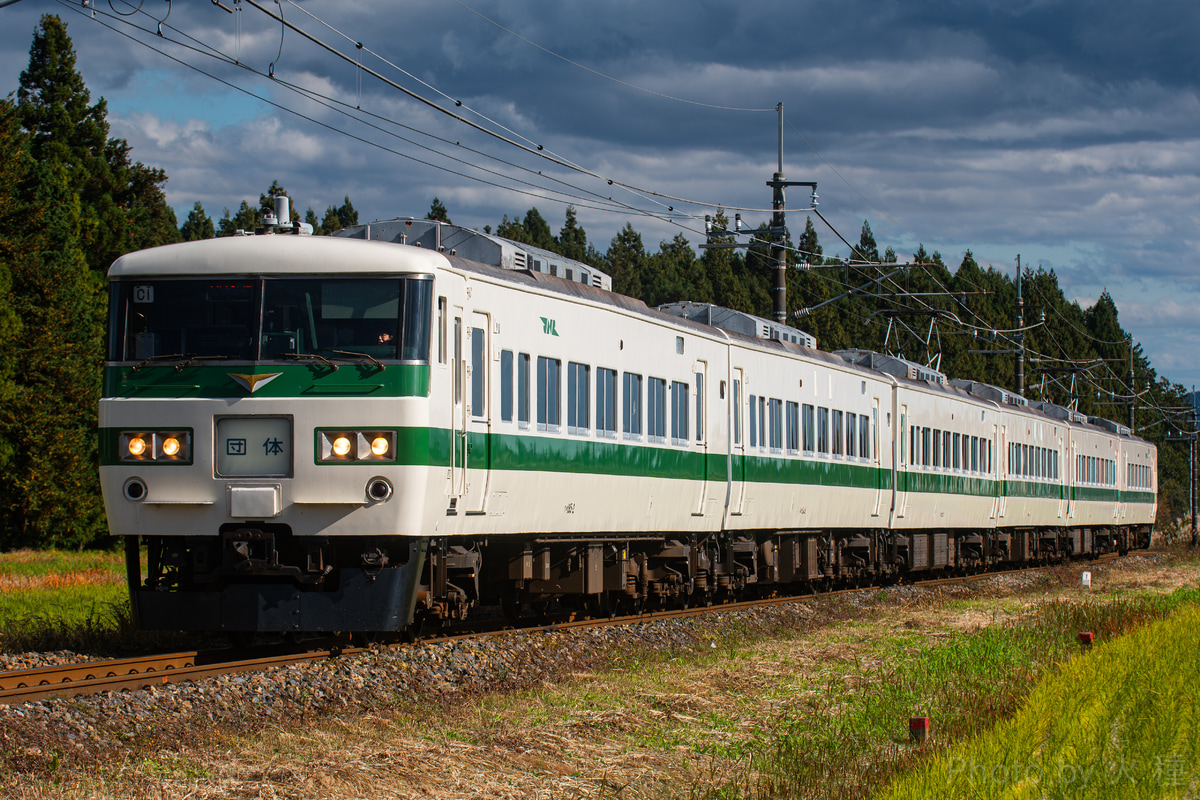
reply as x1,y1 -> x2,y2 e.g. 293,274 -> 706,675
0,548 -> 135,653
879,601 -> 1200,799
701,587 -> 1200,800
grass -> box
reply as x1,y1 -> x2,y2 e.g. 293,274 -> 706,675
0,548 -> 137,654
878,601 -> 1200,799
3,549 -> 1198,798
703,585 -> 1200,800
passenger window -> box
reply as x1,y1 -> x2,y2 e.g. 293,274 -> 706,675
517,353 -> 530,426
623,372 -> 643,437
536,356 -> 561,430
500,350 -> 513,422
567,362 -> 589,434
597,368 -> 617,435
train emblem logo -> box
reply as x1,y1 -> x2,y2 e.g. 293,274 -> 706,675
228,372 -> 283,394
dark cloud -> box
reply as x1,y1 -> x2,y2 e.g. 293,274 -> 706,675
0,0 -> 1197,388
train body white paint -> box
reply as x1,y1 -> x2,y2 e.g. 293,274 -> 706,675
98,219 -> 1155,633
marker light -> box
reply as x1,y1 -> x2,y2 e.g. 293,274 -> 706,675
318,430 -> 397,463
118,431 -> 191,463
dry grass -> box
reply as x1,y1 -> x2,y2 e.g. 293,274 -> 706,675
6,550 -> 1200,800
0,569 -> 122,593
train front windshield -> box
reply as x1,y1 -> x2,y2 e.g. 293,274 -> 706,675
109,276 -> 433,363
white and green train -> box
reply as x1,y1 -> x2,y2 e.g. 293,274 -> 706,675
99,206 -> 1156,634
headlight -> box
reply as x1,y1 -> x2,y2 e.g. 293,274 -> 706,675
119,431 -> 191,463
318,430 -> 396,463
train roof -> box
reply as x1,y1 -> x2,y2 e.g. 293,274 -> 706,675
108,233 -> 450,277
108,229 -> 1146,444
334,218 -> 614,292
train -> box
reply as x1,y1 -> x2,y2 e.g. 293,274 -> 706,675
98,200 -> 1157,635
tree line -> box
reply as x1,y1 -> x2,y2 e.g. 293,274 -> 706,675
0,14 -> 1190,550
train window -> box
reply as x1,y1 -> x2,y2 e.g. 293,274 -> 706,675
860,414 -> 871,461
803,404 -> 815,454
932,430 -> 941,468
733,378 -> 742,446
518,354 -> 530,426
952,433 -> 960,470
623,373 -> 643,438
567,362 -> 590,434
648,378 -> 667,441
759,397 -> 767,450
400,279 -> 434,362
817,407 -> 829,455
768,398 -> 783,452
437,296 -> 447,364
910,424 -> 916,468
597,368 -> 617,436
832,410 -> 844,457
987,440 -> 992,474
749,395 -> 758,448
922,427 -> 931,467
846,412 -> 857,458
470,327 -> 486,419
112,279 -> 255,361
453,317 -> 462,404
671,381 -> 690,445
971,437 -> 979,473
695,373 -> 705,443
536,357 -> 561,431
786,402 -> 800,454
944,431 -> 952,470
500,350 -> 513,422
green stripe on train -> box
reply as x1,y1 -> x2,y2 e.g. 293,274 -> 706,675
98,422 -> 1157,509
103,364 -> 430,399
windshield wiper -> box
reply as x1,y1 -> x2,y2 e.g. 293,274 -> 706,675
130,354 -> 229,373
328,349 -> 386,371
282,352 -> 339,370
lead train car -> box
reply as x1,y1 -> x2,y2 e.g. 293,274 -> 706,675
99,223 -> 1156,634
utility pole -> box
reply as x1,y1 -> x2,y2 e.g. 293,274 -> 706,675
1129,340 -> 1136,431
704,102 -> 817,324
1015,255 -> 1025,397
770,103 -> 788,324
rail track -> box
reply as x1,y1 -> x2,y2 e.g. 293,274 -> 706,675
0,555 -> 1117,706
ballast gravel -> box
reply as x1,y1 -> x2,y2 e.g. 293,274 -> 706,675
0,561 -> 1125,778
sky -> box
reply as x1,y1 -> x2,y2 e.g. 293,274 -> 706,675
1,0 -> 1198,395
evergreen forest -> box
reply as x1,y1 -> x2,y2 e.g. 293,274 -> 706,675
0,14 -> 1192,550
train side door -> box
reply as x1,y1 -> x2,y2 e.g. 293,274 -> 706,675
1066,440 -> 1076,520
871,398 -> 883,517
997,426 -> 1007,519
895,404 -> 909,519
989,425 -> 999,520
1058,437 -> 1068,519
464,311 -> 492,514
729,367 -> 746,516
449,309 -> 466,510
693,360 -> 708,516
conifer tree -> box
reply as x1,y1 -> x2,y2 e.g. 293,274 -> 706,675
425,197 -> 451,223
0,101 -> 106,548
180,202 -> 215,241
17,14 -> 178,272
